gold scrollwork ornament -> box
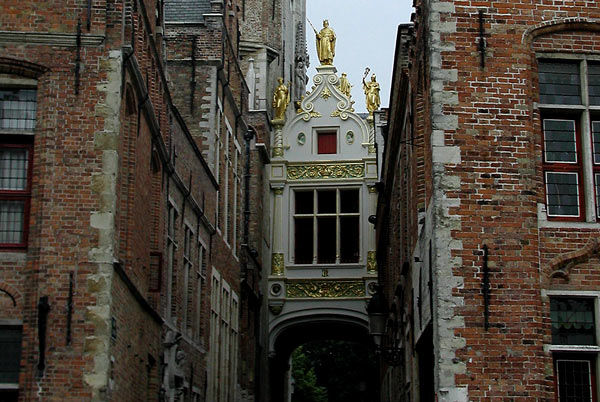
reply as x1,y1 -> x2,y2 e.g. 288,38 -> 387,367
286,280 -> 365,298
287,163 -> 365,180
271,253 -> 284,275
367,251 -> 377,274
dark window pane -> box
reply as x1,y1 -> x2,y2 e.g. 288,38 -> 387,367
0,326 -> 22,383
0,89 -> 37,130
317,190 -> 336,214
0,200 -> 25,244
593,121 -> 600,165
340,189 -> 359,213
556,359 -> 593,402
0,390 -> 18,402
544,119 -> 577,163
340,216 -> 359,263
545,172 -> 580,217
295,191 -> 313,214
317,217 -> 336,263
538,61 -> 581,104
317,131 -> 337,154
0,148 -> 29,190
294,217 -> 313,264
551,298 -> 595,345
589,63 -> 600,106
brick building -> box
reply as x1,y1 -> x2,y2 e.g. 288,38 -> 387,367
0,0 -> 300,401
377,1 -> 600,401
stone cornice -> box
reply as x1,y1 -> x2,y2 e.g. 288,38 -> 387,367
0,31 -> 105,47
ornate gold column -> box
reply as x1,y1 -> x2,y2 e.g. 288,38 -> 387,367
271,186 -> 285,275
272,120 -> 284,158
367,184 -> 378,274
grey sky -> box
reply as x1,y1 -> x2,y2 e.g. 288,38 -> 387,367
306,0 -> 413,113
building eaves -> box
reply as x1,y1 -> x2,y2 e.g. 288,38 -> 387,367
164,0 -> 211,24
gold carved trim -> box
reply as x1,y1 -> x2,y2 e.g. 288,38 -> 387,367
286,280 -> 365,298
367,251 -> 377,274
309,111 -> 322,118
273,188 -> 284,195
271,253 -> 284,275
331,109 -> 341,117
272,146 -> 284,157
287,163 -> 365,180
321,87 -> 331,99
367,185 -> 377,194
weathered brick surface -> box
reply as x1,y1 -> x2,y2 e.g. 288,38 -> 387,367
382,1 -> 600,401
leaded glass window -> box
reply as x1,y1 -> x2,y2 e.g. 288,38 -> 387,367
551,298 -> 595,346
0,89 -> 37,131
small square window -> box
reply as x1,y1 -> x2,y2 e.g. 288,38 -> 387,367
545,172 -> 580,217
317,190 -> 335,213
295,191 -> 313,214
317,131 -> 337,154
551,298 -> 595,346
538,61 -> 581,105
544,119 -> 577,164
555,358 -> 595,402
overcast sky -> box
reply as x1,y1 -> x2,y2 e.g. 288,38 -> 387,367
305,0 -> 413,113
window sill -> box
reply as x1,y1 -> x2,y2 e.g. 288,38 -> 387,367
0,129 -> 35,136
545,344 -> 600,353
286,262 -> 364,269
0,251 -> 27,262
538,203 -> 600,229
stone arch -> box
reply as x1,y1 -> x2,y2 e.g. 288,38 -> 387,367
0,283 -> 23,317
522,18 -> 600,45
0,57 -> 48,78
269,308 -> 368,356
547,238 -> 600,281
268,310 -> 371,402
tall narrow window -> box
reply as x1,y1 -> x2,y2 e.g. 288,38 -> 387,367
0,88 -> 36,249
550,297 -> 598,402
543,119 -> 582,218
0,325 -> 22,402
194,242 -> 206,343
538,59 -> 600,221
183,225 -> 193,335
0,143 -> 33,248
293,188 -> 360,264
166,204 -> 178,321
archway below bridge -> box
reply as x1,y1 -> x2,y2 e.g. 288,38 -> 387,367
269,318 -> 378,402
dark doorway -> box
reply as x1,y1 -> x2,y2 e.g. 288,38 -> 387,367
416,324 -> 435,402
290,340 -> 378,402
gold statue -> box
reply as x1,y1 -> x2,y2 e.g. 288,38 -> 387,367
272,77 -> 290,120
339,72 -> 352,97
312,19 -> 336,66
362,69 -> 380,114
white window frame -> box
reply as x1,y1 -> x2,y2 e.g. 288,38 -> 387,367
290,186 -> 361,266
